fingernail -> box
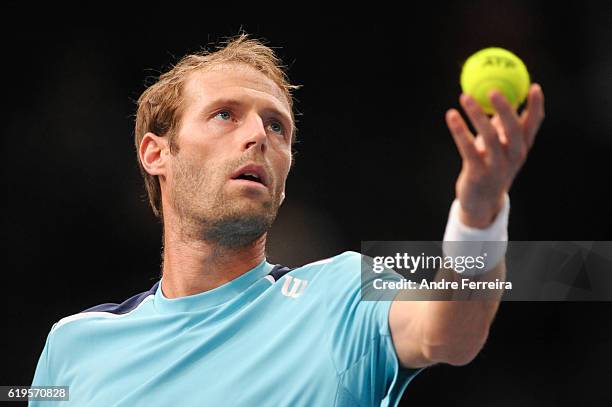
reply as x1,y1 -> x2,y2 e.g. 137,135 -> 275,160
489,90 -> 502,104
461,94 -> 473,106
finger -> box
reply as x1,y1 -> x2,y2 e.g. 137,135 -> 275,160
474,134 -> 486,154
491,115 -> 508,145
460,93 -> 503,163
489,90 -> 524,162
445,109 -> 481,164
520,83 -> 545,149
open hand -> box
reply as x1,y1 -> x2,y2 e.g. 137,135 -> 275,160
445,84 -> 545,228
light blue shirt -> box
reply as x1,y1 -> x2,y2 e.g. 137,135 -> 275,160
31,251 -> 424,406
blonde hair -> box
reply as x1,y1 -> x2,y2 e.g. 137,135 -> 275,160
134,34 -> 299,218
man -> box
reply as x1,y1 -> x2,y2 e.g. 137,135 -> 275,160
31,34 -> 545,406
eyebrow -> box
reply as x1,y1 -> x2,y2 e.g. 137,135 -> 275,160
201,97 -> 293,130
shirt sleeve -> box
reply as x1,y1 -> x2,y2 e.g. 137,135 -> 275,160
30,325 -> 59,407
322,251 -> 424,407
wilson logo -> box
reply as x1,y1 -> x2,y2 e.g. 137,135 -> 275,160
281,276 -> 308,298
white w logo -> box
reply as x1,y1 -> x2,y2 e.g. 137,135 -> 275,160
281,276 -> 308,298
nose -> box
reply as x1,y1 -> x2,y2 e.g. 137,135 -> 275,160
241,112 -> 267,154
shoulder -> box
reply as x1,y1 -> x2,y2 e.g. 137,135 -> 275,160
291,251 -> 396,282
49,281 -> 159,336
277,251 -> 363,283
295,251 -> 362,273
281,251 -> 394,298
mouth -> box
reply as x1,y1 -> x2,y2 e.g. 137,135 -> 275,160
230,164 -> 269,189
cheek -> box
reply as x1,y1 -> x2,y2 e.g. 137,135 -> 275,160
275,150 -> 292,185
171,154 -> 213,190
174,134 -> 221,177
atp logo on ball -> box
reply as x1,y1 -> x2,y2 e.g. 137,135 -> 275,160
482,55 -> 518,69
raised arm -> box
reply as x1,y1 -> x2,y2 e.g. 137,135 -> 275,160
389,84 -> 545,368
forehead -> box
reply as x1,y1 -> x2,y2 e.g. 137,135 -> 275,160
182,64 -> 291,118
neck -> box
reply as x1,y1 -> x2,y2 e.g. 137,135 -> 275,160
160,217 -> 267,299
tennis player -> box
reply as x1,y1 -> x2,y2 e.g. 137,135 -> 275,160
30,34 -> 545,406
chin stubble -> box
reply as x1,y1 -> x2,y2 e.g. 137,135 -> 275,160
201,213 -> 272,249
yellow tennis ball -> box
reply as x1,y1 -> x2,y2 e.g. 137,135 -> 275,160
460,47 -> 530,115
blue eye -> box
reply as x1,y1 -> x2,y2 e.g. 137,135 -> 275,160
269,121 -> 283,135
216,111 -> 232,121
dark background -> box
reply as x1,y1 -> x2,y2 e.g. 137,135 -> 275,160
2,2 -> 611,406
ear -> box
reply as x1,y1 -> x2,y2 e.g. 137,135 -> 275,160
139,132 -> 169,177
